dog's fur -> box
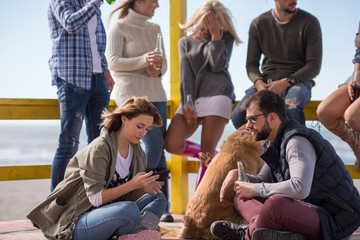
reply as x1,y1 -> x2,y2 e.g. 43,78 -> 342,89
161,129 -> 264,239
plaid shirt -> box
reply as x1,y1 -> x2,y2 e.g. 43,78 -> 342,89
48,0 -> 108,90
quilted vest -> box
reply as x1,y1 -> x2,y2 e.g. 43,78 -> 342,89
260,119 -> 360,240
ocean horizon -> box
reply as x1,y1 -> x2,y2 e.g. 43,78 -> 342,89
0,119 -> 356,167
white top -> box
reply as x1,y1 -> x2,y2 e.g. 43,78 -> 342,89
88,14 -> 102,73
175,95 -> 233,120
88,144 -> 133,207
106,8 -> 167,105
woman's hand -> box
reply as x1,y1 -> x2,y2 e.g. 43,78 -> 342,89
205,11 -> 221,40
145,66 -> 161,77
219,169 -> 238,202
199,152 -> 213,166
129,172 -> 160,190
182,104 -> 192,123
355,33 -> 360,49
143,180 -> 164,195
145,51 -> 162,68
348,80 -> 355,101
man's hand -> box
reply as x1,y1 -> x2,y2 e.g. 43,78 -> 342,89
103,70 -> 115,94
268,77 -> 290,95
220,169 -> 238,202
234,181 -> 253,200
254,79 -> 270,91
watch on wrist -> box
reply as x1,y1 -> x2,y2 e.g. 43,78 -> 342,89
287,77 -> 296,86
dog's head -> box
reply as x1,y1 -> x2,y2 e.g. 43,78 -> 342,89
216,129 -> 264,175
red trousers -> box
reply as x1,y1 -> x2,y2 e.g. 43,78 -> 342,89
233,195 -> 351,240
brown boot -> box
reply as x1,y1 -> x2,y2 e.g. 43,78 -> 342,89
327,118 -> 360,172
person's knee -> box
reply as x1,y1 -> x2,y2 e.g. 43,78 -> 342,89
286,101 -> 306,125
163,137 -> 183,155
285,99 -> 299,108
316,101 -> 332,124
344,113 -> 359,130
262,195 -> 288,215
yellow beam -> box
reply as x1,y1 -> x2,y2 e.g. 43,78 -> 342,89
0,98 -> 117,120
1,163 -> 358,181
303,100 -> 321,121
0,165 -> 51,181
169,0 -> 187,214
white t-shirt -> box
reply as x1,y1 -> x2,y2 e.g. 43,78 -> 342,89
88,144 -> 133,207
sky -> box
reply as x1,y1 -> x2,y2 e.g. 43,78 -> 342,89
0,0 -> 359,101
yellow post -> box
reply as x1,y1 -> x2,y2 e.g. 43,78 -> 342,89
169,0 -> 188,213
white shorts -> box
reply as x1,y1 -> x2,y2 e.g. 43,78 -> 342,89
175,95 -> 233,120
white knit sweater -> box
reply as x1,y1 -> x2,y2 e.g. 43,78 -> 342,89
106,8 -> 167,105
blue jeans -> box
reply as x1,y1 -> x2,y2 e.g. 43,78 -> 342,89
231,82 -> 312,129
73,192 -> 167,240
51,74 -> 110,191
141,102 -> 168,170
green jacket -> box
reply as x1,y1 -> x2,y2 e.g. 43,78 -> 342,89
26,127 -> 147,239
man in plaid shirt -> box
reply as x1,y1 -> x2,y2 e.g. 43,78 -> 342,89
48,0 -> 114,191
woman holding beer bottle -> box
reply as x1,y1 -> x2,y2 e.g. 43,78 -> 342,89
317,21 -> 360,172
164,0 -> 241,188
106,0 -> 172,222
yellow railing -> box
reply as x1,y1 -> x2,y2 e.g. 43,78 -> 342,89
1,98 -> 360,215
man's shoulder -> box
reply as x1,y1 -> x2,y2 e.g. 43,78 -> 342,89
296,9 -> 320,22
251,10 -> 272,25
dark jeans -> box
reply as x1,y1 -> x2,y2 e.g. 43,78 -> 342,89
231,82 -> 312,129
51,74 -> 109,191
141,102 -> 167,170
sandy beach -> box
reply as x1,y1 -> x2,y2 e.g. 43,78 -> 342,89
1,177 -> 360,222
0,175 -> 199,221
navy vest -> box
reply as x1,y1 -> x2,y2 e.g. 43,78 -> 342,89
261,119 -> 360,240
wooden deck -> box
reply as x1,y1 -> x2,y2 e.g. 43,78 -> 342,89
0,215 -> 184,240
1,216 -> 360,240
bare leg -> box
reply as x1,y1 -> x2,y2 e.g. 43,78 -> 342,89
317,85 -> 350,126
164,113 -> 198,155
200,116 -> 228,166
317,85 -> 360,171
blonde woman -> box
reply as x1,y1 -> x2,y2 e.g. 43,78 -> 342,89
106,0 -> 172,222
164,0 -> 241,188
27,97 -> 166,240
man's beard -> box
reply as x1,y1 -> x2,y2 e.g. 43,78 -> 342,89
285,9 -> 296,14
255,120 -> 272,141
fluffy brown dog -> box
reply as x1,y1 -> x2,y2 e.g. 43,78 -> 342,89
167,129 -> 264,239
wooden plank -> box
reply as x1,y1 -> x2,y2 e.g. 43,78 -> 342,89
1,162 -> 358,181
0,99 -> 118,120
0,165 -> 51,181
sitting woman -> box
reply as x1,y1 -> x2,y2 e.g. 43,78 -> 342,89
164,0 -> 241,188
317,21 -> 360,172
27,97 -> 167,240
